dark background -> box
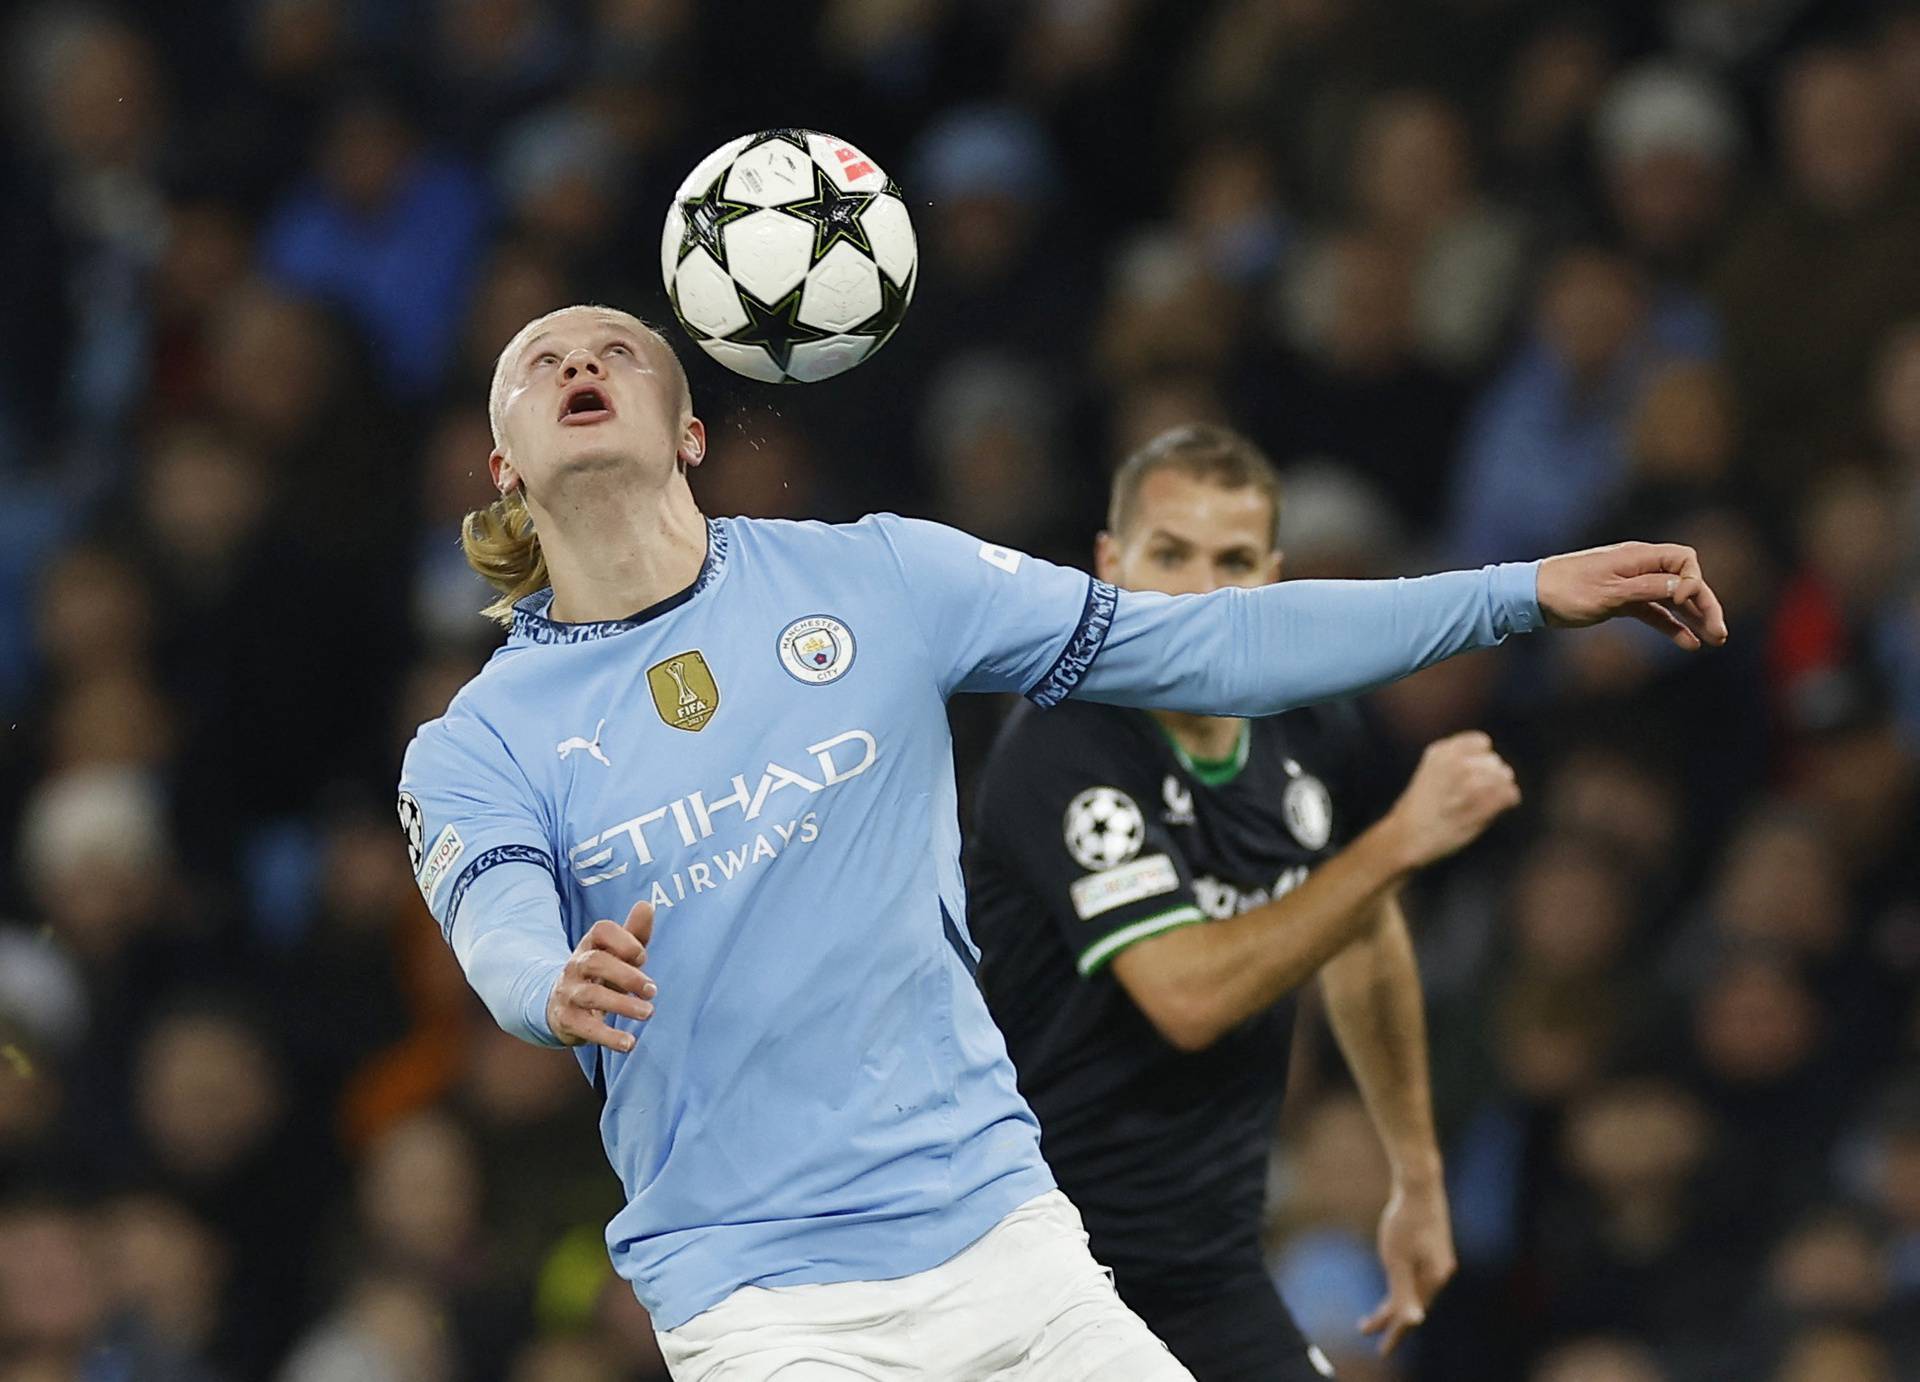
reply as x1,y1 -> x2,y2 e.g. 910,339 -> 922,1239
2,2 -> 1918,1379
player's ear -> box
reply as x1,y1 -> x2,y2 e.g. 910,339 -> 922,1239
1094,530 -> 1121,584
489,449 -> 520,495
1266,547 -> 1283,583
678,416 -> 707,470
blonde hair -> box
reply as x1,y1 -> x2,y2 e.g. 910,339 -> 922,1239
463,486 -> 550,626
463,304 -> 692,626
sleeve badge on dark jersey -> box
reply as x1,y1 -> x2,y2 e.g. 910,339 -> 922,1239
1063,786 -> 1146,871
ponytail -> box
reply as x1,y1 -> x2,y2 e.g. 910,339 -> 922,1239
461,487 -> 549,626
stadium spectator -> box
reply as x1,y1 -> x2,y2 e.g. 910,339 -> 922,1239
96,1193 -> 228,1375
261,91 -> 492,398
1713,46 -> 1920,510
1530,1335 -> 1667,1382
278,1271 -> 456,1382
1593,64 -> 1742,289
1446,245 -> 1700,567
1347,90 -> 1530,373
1534,1078 -> 1730,1352
1496,15 -> 1614,218
1265,229 -> 1468,528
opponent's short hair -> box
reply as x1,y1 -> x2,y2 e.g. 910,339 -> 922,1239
1107,423 -> 1284,550
466,304 -> 694,626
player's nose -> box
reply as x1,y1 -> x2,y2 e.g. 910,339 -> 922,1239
560,350 -> 604,381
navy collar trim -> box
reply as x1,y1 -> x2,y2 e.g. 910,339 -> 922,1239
510,517 -> 729,645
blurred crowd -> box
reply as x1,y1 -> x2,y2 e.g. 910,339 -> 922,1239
2,1 -> 1919,1380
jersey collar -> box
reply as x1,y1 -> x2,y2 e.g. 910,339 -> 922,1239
509,517 -> 730,646
1159,718 -> 1252,788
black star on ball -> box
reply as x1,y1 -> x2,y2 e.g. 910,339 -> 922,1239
723,284 -> 834,374
677,175 -> 754,271
779,163 -> 880,262
858,262 -> 915,339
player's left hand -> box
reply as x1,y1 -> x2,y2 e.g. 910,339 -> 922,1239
1535,541 -> 1729,649
546,899 -> 659,1053
1360,1179 -> 1456,1356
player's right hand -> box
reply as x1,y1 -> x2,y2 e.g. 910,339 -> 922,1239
1383,731 -> 1521,869
546,900 -> 658,1053
1535,540 -> 1729,649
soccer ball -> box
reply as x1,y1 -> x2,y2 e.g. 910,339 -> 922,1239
661,129 -> 917,383
1063,787 -> 1147,872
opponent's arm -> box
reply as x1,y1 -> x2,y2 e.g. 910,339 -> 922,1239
1075,543 -> 1726,716
1320,897 -> 1456,1356
1110,733 -> 1517,1052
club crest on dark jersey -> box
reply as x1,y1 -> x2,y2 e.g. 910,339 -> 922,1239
1282,769 -> 1333,850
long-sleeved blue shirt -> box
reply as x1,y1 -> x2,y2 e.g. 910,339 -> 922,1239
397,513 -> 1541,1328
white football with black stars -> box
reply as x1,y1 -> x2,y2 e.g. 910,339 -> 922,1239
1063,786 -> 1147,873
662,129 -> 917,383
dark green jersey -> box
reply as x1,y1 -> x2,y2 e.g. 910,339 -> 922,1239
967,696 -> 1373,1288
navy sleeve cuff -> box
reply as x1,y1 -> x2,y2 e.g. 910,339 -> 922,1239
1027,577 -> 1119,707
444,844 -> 560,938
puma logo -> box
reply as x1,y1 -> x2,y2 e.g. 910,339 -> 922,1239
557,719 -> 611,767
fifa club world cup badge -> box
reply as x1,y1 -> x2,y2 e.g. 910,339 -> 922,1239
777,615 -> 856,685
648,651 -> 721,732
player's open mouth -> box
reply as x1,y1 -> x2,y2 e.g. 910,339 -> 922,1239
559,385 -> 614,425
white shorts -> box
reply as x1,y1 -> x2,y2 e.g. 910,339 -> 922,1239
656,1190 -> 1196,1381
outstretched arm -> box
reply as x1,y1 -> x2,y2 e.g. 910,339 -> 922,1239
867,515 -> 1724,712
1073,543 -> 1725,716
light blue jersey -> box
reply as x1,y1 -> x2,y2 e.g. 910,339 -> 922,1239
398,513 -> 1542,1329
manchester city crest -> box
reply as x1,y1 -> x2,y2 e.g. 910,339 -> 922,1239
777,615 -> 856,684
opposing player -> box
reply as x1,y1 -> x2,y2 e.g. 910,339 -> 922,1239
397,304 -> 1725,1381
969,426 -> 1511,1381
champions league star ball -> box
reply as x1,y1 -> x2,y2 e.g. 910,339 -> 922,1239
661,129 -> 917,383
1063,787 -> 1147,873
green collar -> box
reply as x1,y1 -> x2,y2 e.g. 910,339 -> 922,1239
1158,719 -> 1252,788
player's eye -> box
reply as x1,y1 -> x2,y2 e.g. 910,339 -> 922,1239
1220,554 -> 1254,572
532,352 -> 559,368
606,342 -> 631,356
1151,549 -> 1185,567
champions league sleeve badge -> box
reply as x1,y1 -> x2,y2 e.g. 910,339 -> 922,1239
397,791 -> 424,874
778,615 -> 856,684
